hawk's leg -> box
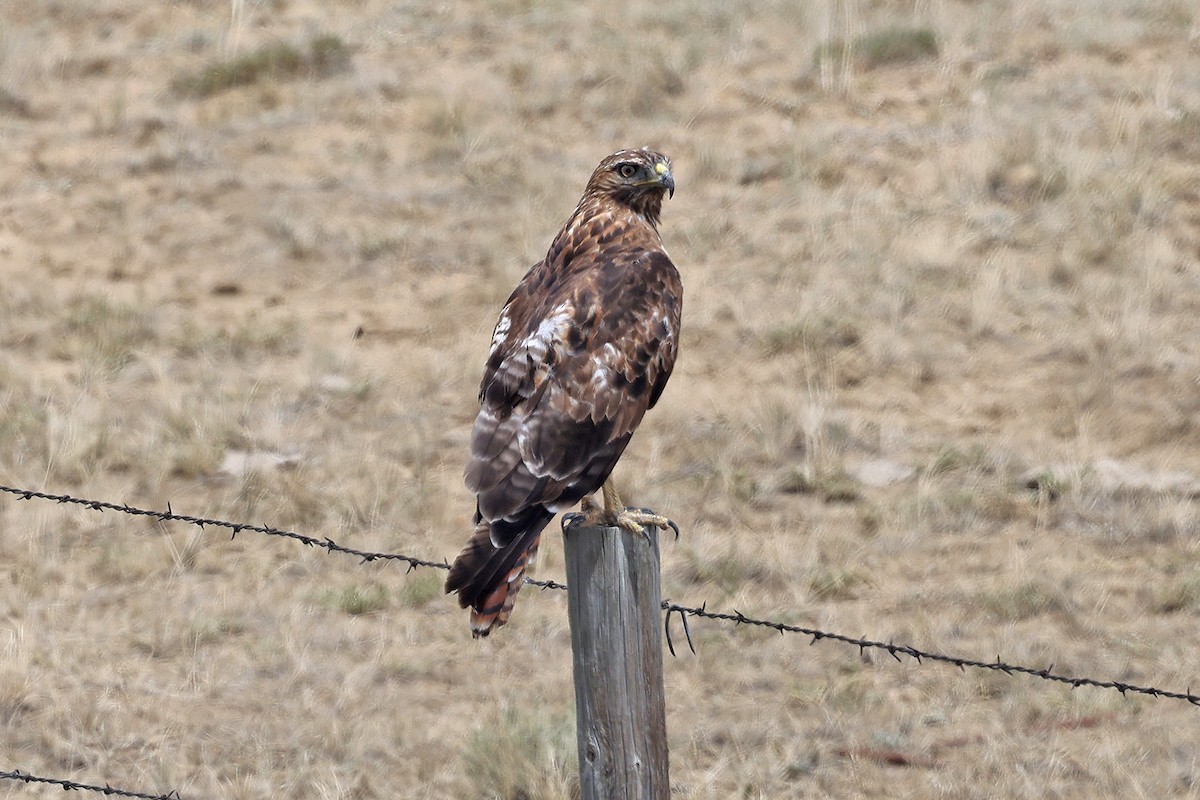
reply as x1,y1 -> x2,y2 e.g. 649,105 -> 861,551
563,479 -> 679,542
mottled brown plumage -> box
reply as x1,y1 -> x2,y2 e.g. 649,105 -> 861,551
445,148 -> 682,636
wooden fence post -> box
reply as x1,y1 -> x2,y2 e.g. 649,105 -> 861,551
562,524 -> 669,800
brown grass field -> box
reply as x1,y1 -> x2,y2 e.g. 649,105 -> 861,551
3,0 -> 1200,797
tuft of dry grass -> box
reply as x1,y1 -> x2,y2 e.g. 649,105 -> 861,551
0,86 -> 32,117
317,583 -> 391,617
57,295 -> 157,377
777,466 -> 861,504
808,565 -> 869,601
1151,573 -> 1200,614
395,573 -> 443,609
981,580 -> 1071,622
170,34 -> 352,98
462,705 -> 578,800
814,26 -> 939,72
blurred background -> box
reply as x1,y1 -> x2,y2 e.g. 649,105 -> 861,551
2,1 -> 1199,797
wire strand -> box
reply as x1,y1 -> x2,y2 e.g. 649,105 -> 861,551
4,483 -> 1198,707
0,769 -> 180,800
0,485 -> 449,574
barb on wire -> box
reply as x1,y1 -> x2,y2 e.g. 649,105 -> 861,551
1,769 -> 181,800
526,576 -> 568,591
4,483 -> 1199,708
0,484 -> 449,575
663,603 -> 697,657
660,600 -> 1200,706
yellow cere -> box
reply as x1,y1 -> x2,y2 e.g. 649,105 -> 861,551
655,162 -> 668,175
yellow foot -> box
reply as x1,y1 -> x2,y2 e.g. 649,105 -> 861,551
561,495 -> 605,532
561,503 -> 680,542
615,506 -> 680,543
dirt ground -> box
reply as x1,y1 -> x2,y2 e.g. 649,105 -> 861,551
2,0 -> 1200,797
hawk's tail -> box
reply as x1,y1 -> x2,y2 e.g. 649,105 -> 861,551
445,509 -> 553,637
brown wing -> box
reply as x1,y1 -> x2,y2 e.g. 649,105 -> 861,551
466,247 -> 681,526
446,248 -> 680,636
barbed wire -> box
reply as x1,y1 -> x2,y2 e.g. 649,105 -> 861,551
658,602 -> 1200,705
0,769 -> 180,800
0,484 -> 450,574
3,483 -> 1198,708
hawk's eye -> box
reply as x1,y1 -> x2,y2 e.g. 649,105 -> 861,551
618,163 -> 638,179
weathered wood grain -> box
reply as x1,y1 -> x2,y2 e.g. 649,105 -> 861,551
563,524 -> 669,800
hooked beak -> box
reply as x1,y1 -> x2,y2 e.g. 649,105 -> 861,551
654,161 -> 675,198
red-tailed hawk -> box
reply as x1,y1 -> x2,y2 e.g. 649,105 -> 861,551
445,147 -> 682,637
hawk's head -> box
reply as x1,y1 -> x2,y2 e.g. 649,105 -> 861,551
584,147 -> 674,226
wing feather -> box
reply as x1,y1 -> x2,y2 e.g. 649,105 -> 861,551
469,248 -> 680,509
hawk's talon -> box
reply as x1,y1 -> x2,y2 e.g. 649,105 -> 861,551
614,506 -> 678,543
631,520 -> 652,546
629,507 -> 680,540
566,491 -> 680,544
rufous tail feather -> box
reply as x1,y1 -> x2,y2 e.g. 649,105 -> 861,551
445,518 -> 547,637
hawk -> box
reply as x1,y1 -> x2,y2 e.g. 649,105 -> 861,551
445,147 -> 682,637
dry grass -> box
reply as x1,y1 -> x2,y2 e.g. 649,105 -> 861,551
814,26 -> 939,71
170,34 -> 352,98
2,0 -> 1200,797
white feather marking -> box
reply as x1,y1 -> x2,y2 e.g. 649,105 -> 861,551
489,311 -> 511,354
648,308 -> 672,340
521,303 -> 572,359
589,363 -> 610,391
583,342 -> 620,393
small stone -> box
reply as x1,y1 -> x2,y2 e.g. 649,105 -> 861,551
850,459 -> 915,487
218,450 -> 301,478
319,374 -> 355,393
